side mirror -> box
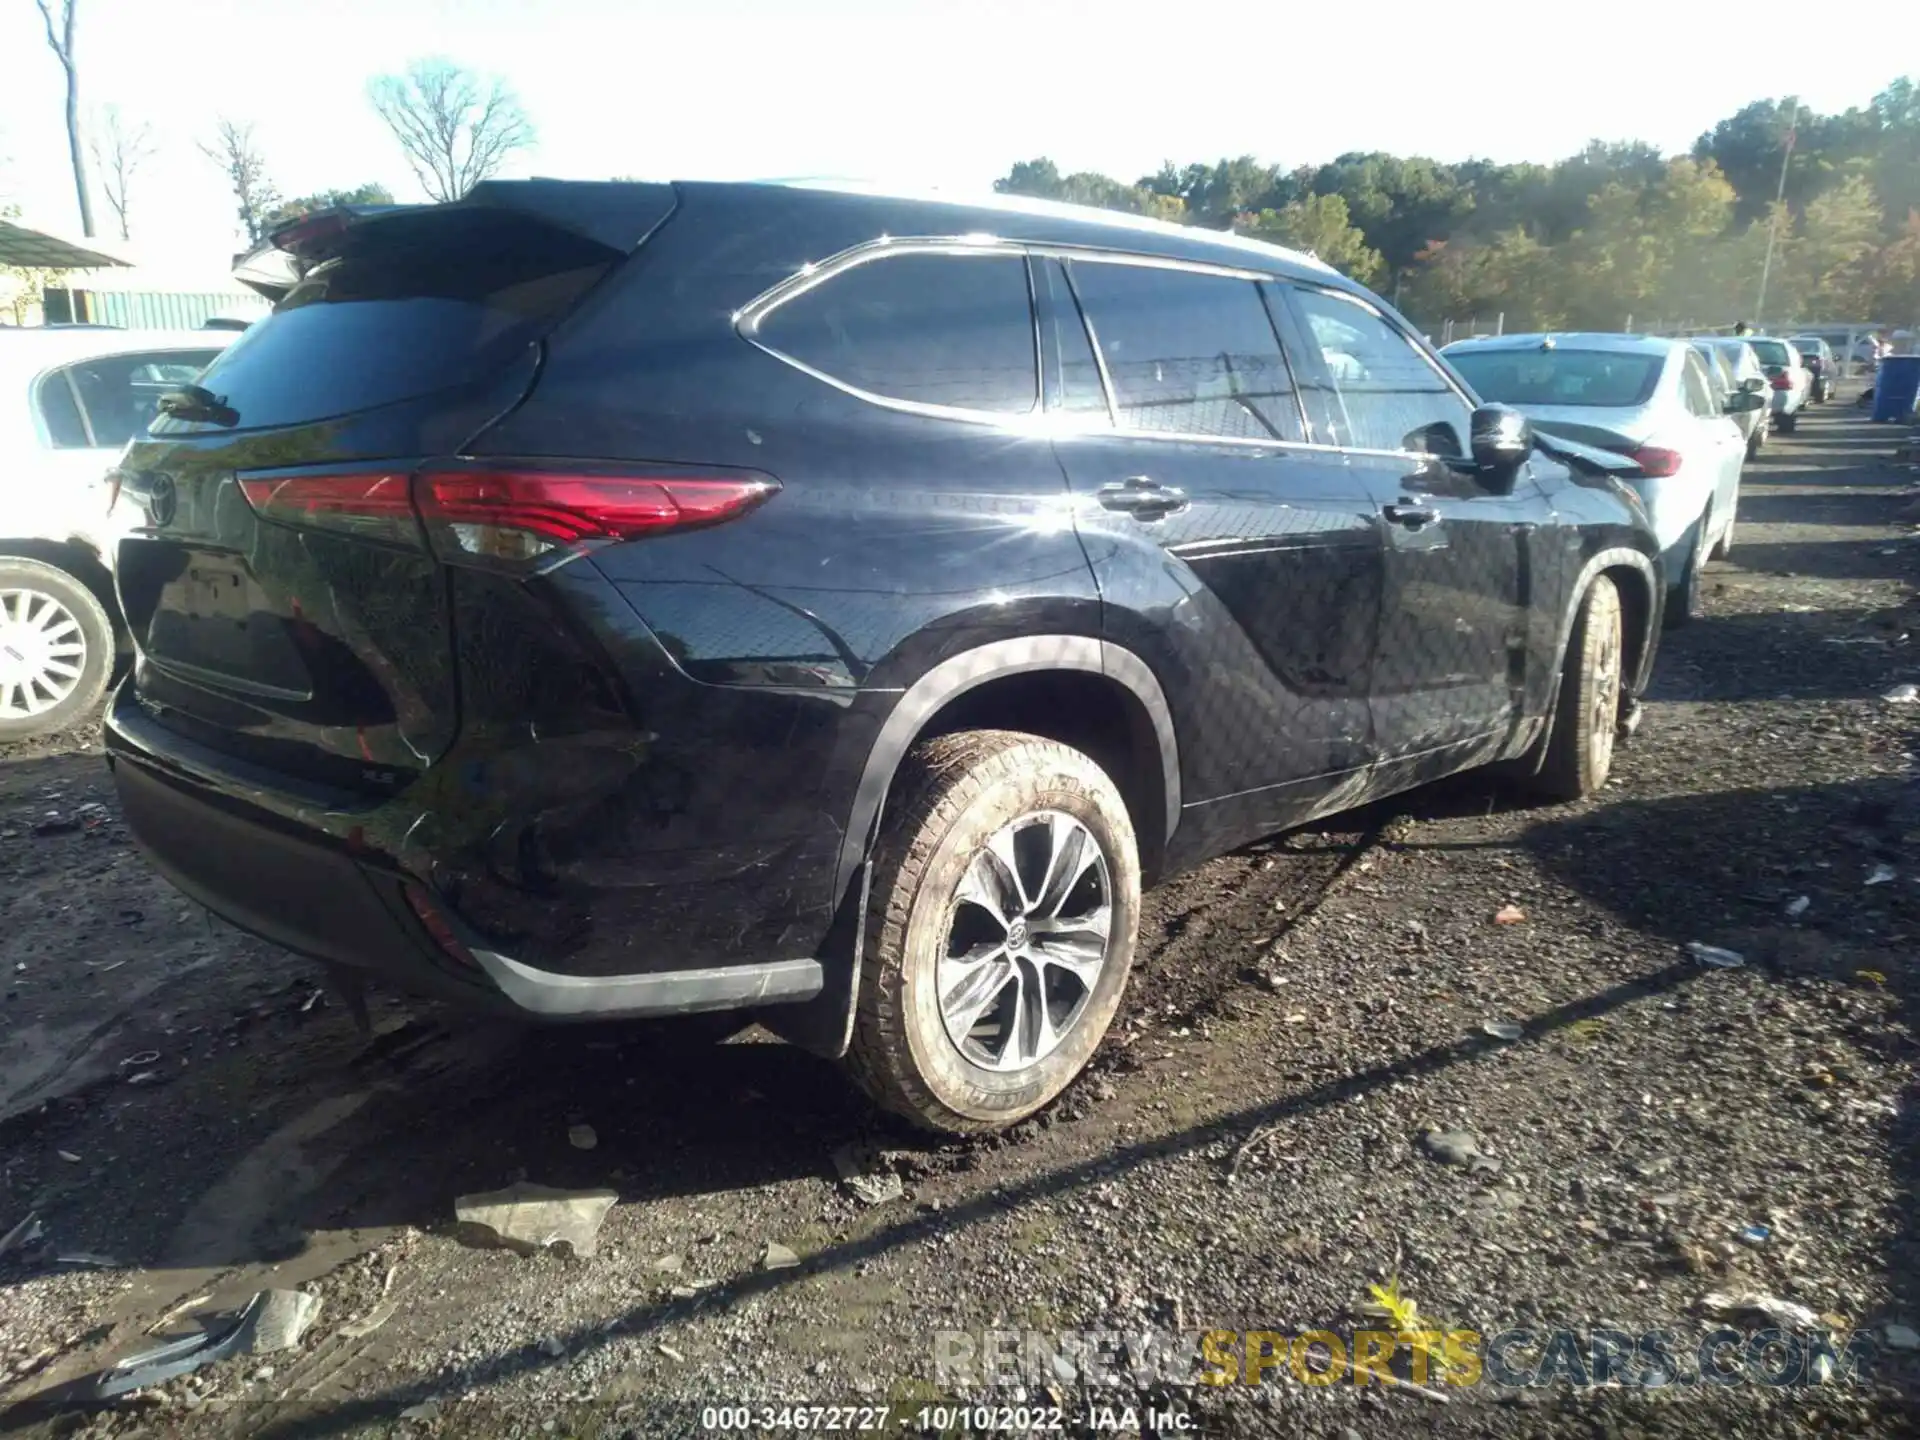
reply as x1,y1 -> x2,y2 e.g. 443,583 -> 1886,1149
1470,404 -> 1532,489
1725,390 -> 1766,414
1740,375 -> 1767,393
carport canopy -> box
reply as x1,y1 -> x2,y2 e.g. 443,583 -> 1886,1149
0,217 -> 131,269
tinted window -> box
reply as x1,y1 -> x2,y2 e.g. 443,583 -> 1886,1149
1285,285 -> 1469,454
1036,260 -> 1108,418
35,373 -> 88,448
1749,340 -> 1790,367
1065,261 -> 1301,441
193,212 -> 616,430
1446,348 -> 1665,409
45,349 -> 223,449
757,252 -> 1037,414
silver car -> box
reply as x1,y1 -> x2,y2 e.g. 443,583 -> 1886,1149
1691,337 -> 1772,457
1744,336 -> 1812,430
1443,332 -> 1761,623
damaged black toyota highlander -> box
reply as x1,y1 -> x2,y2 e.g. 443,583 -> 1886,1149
104,178 -> 1663,1134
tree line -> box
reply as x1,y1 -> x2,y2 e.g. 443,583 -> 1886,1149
995,79 -> 1920,329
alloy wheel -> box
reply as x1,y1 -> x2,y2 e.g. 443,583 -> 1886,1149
938,811 -> 1114,1072
0,588 -> 88,721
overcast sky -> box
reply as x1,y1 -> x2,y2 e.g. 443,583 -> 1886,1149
0,0 -> 1904,273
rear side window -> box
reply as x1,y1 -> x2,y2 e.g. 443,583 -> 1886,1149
39,349 -> 223,449
1064,261 -> 1301,441
192,213 -> 616,430
754,252 -> 1038,414
1749,340 -> 1790,367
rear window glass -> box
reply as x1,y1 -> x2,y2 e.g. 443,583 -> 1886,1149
190,214 -> 614,430
754,252 -> 1038,414
1748,340 -> 1790,367
1446,348 -> 1665,408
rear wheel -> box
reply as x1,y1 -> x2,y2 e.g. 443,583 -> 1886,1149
846,730 -> 1140,1135
1776,409 -> 1798,434
1532,575 -> 1624,802
0,559 -> 113,741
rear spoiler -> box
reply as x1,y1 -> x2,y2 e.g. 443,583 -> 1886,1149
230,180 -> 679,303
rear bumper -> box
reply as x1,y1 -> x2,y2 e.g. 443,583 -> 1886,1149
104,689 -> 822,1022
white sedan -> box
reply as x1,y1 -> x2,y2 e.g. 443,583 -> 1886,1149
1443,331 -> 1763,626
0,327 -> 231,737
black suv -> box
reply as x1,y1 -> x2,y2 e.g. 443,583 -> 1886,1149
104,180 -> 1662,1134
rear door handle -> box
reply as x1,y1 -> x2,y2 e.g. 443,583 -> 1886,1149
1097,476 -> 1187,518
1384,502 -> 1440,528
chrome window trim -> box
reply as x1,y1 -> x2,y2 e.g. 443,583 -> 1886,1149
736,236 -> 1443,462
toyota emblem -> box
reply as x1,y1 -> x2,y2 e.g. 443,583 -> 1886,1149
147,474 -> 177,528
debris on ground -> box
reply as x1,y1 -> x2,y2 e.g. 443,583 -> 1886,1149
1687,942 -> 1747,968
760,1241 -> 801,1271
92,1288 -> 322,1398
832,1143 -> 906,1206
247,1288 -> 324,1352
338,1301 -> 397,1340
55,1252 -> 122,1268
1866,863 -> 1897,886
1786,894 -> 1811,918
1881,682 -> 1919,703
1882,1323 -> 1920,1351
1492,904 -> 1526,924
1418,1129 -> 1499,1173
1698,1289 -> 1823,1331
1481,1020 -> 1524,1040
0,1211 -> 43,1257
568,1123 -> 599,1151
453,1183 -> 620,1259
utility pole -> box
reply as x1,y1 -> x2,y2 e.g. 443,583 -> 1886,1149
1754,104 -> 1798,327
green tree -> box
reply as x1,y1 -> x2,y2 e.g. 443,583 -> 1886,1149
1241,195 -> 1384,287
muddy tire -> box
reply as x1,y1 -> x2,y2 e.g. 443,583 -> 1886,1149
845,730 -> 1140,1135
1532,574 -> 1624,802
0,559 -> 113,741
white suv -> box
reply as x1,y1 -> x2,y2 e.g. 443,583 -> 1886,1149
0,328 -> 231,738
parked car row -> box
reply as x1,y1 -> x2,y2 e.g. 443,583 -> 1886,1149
0,182 -> 1830,1133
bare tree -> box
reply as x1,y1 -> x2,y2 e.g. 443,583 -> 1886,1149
33,0 -> 95,237
198,119 -> 281,244
368,59 -> 533,203
89,106 -> 155,241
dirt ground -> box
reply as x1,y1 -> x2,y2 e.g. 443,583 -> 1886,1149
3,396 -> 1920,1439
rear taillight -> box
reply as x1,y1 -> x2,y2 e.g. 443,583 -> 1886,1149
238,472 -> 420,544
1769,373 -> 1792,390
403,882 -> 478,970
236,463 -> 777,564
415,469 -> 775,564
1630,446 -> 1684,477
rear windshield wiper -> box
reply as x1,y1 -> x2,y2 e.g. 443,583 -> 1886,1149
157,385 -> 239,428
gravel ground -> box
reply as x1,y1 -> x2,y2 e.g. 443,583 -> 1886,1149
2,396 -> 1919,1440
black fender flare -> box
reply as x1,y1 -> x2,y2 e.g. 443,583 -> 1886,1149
1512,546 -> 1660,775
1554,547 -> 1662,696
767,635 -> 1180,1060
832,635 -> 1181,902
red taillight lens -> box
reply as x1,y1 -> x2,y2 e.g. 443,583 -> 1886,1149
238,472 -> 419,543
403,882 -> 478,970
237,464 -> 777,563
1769,373 -> 1791,390
415,470 -> 776,563
1630,446 -> 1684,477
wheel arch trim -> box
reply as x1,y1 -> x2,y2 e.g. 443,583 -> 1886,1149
1559,546 -> 1661,693
833,636 -> 1181,905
